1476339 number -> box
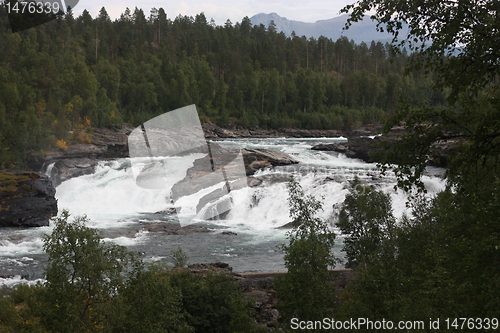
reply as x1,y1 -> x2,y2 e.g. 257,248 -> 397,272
5,1 -> 61,14
445,318 -> 498,330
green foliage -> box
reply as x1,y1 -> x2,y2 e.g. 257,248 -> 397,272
0,211 -> 263,332
169,270 -> 263,333
342,0 -> 500,102
171,246 -> 189,268
343,0 -> 500,194
0,286 -> 18,331
0,4 -> 449,167
33,210 -> 132,332
116,263 -> 193,333
337,182 -> 500,323
332,0 -> 500,325
337,177 -> 395,268
276,178 -> 337,326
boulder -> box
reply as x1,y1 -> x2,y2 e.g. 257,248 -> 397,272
187,262 -> 233,276
141,222 -> 212,235
242,148 -> 298,175
170,143 -> 298,218
0,170 -> 57,227
236,276 -> 279,328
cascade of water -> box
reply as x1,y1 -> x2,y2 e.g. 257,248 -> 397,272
0,138 -> 446,282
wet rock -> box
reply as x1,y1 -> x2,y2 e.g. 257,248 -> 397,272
0,171 -> 57,227
247,176 -> 263,187
242,148 -> 298,176
141,222 -> 212,235
187,262 -> 233,276
171,143 -> 298,219
154,208 -> 178,215
312,127 -> 453,167
275,221 -> 295,229
49,158 -> 98,187
221,231 -> 237,235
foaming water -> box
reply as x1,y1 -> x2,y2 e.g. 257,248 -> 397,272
1,137 -> 446,284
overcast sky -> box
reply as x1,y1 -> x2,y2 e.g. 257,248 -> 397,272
72,0 -> 354,25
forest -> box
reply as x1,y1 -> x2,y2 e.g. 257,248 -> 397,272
0,2 -> 447,168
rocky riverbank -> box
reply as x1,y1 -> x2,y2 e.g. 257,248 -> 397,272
311,126 -> 452,167
0,170 -> 57,227
185,262 -> 355,329
37,124 -> 302,188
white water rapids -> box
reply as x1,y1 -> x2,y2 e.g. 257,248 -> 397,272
0,137 -> 445,285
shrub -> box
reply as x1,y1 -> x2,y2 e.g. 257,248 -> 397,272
115,263 -> 193,333
171,246 -> 189,268
337,177 -> 395,268
33,210 -> 132,332
55,139 -> 67,150
276,178 -> 337,325
169,270 -> 263,333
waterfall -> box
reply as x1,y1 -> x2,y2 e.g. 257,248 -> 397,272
0,137 -> 446,281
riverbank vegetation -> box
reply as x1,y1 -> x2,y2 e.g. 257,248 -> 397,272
0,211 -> 266,332
271,0 -> 500,329
0,2 -> 448,168
331,0 -> 500,328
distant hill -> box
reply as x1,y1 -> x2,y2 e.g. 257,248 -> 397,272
249,13 -> 406,44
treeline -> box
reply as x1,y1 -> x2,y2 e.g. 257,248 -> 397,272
0,3 -> 446,167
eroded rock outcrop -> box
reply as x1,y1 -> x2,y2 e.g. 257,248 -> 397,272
202,122 -> 342,139
0,170 -> 57,227
39,126 -> 132,186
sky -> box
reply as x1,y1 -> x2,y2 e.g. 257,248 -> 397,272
72,0 -> 355,26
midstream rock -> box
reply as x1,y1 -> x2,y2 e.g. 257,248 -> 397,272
0,170 -> 57,227
141,222 -> 212,235
312,129 -> 452,167
171,142 -> 298,200
241,148 -> 298,176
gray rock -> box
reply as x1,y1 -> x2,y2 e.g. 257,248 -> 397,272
37,126 -> 132,186
0,171 -> 57,228
242,148 -> 298,175
275,221 -> 295,229
141,222 -> 212,235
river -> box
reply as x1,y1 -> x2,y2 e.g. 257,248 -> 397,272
0,137 -> 445,286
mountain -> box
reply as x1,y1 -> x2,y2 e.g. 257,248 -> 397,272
249,13 -> 404,44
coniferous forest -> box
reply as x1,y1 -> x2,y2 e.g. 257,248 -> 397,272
0,3 -> 447,168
